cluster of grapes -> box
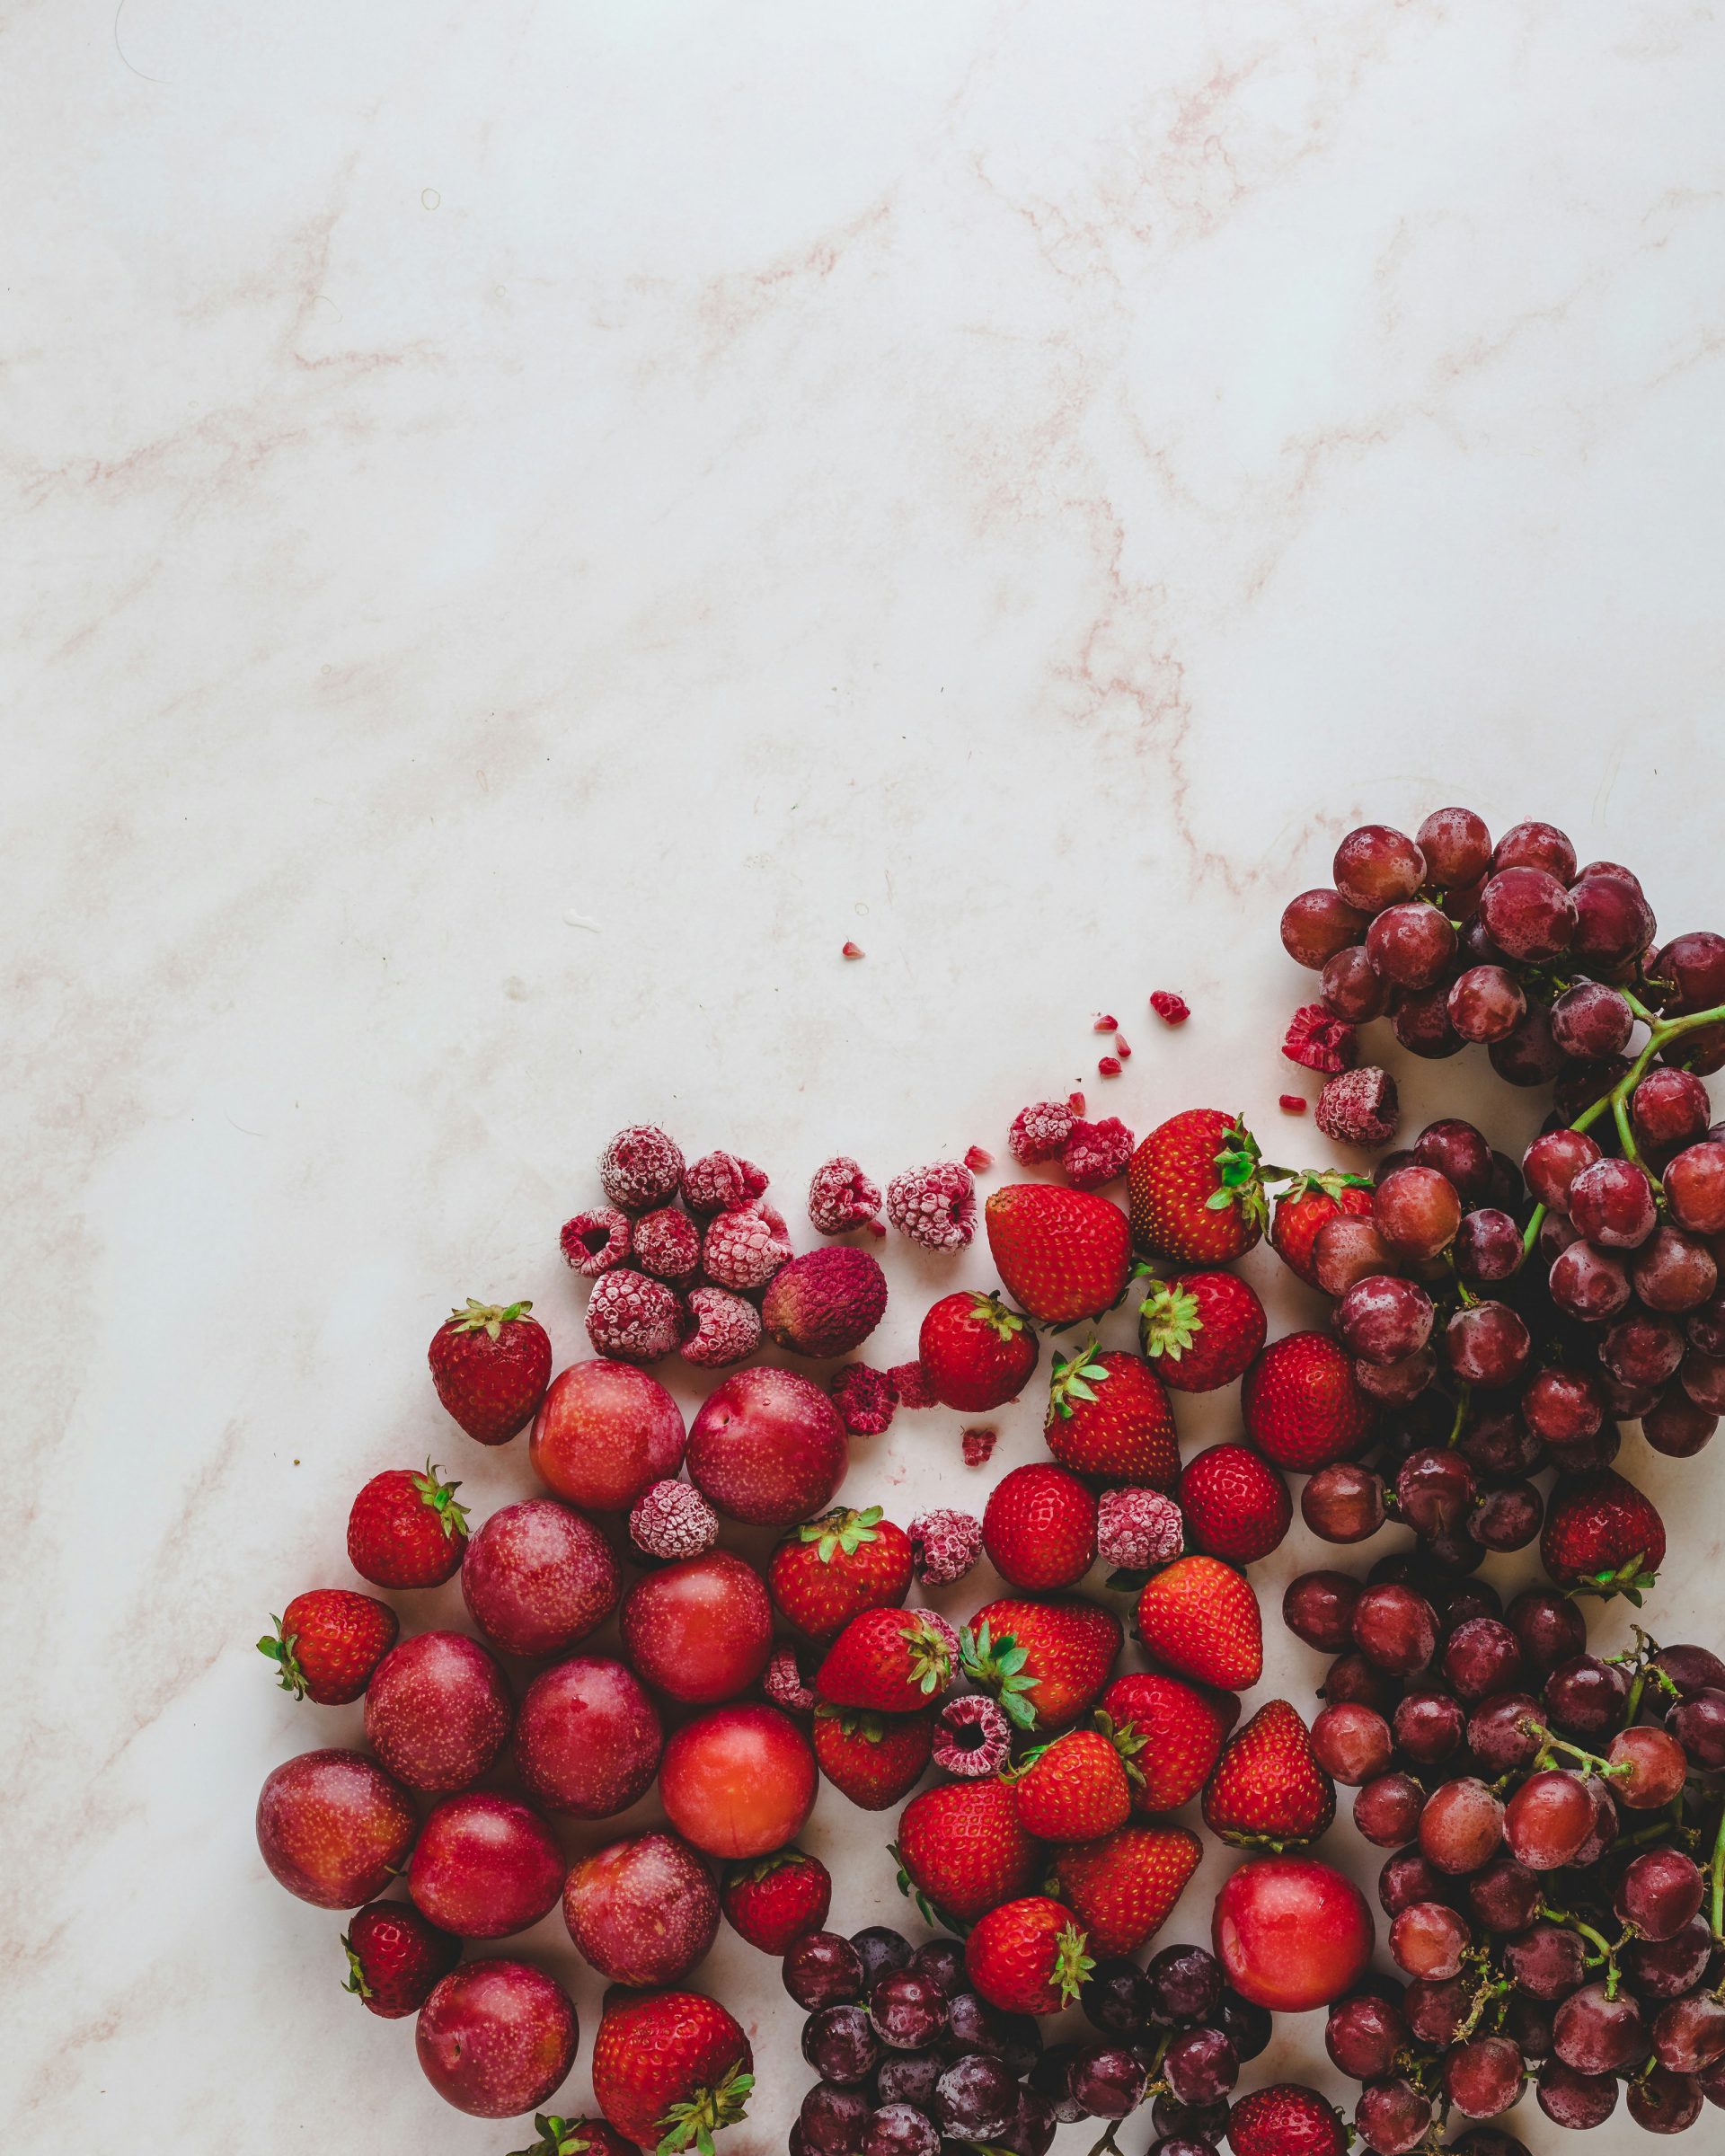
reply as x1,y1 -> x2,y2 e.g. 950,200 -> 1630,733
787,1923 -> 1270,2156
1287,1563 -> 1725,2145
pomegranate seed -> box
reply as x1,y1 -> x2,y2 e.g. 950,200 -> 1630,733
1113,1033 -> 1132,1058
1097,1055 -> 1122,1078
964,1144 -> 994,1173
1279,1093 -> 1309,1114
1149,991 -> 1190,1025
1092,1012 -> 1118,1031
1068,1091 -> 1087,1116
841,941 -> 864,959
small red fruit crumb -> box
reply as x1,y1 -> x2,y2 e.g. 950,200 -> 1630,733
842,941 -> 864,959
1097,1055 -> 1122,1078
888,1360 -> 938,1409
1008,1100 -> 1075,1166
1149,991 -> 1190,1026
1282,1002 -> 1359,1074
1068,1091 -> 1086,1115
1278,1093 -> 1308,1114
963,1144 -> 994,1174
960,1425 -> 998,1467
829,1362 -> 897,1436
1113,1034 -> 1132,1059
1092,1013 -> 1118,1032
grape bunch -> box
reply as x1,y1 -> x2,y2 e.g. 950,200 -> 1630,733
1286,1564 -> 1725,2145
787,1924 -> 1272,2156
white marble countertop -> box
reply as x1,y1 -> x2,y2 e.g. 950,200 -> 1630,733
7,5 -> 1725,2152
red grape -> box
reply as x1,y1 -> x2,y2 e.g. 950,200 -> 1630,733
1418,1778 -> 1503,1875
1552,1979 -> 1646,2072
1444,1300 -> 1531,1386
1615,1848 -> 1705,1940
1355,1773 -> 1428,1848
1479,866 -> 1576,962
1667,1141 -> 1725,1233
1417,807 -> 1491,887
1375,1165 -> 1463,1258
1327,1989 -> 1409,2079
1568,1155 -> 1659,1247
1284,1570 -> 1362,1653
1466,1693 -> 1545,1777
1390,1900 -> 1469,1979
1352,1583 -> 1438,1675
1446,964 -> 1526,1044
1339,1276 -> 1433,1365
1493,819 -> 1576,880
1322,943 -> 1393,1021
1548,1238 -> 1632,1320
1393,1690 -> 1464,1768
1632,1065 -> 1712,1148
1311,1702 -> 1393,1785
1440,1617 -> 1522,1701
1631,1224 -> 1718,1313
1535,2058 -> 1618,2127
1301,1463 -> 1386,1543
1443,2035 -> 1525,2119
1521,1127 -> 1602,1210
1502,1770 -> 1594,1869
1333,826 -> 1426,914
1283,888 -> 1370,968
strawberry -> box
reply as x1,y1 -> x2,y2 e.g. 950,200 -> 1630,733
1049,1822 -> 1201,1956
591,1991 -> 752,2154
1269,1171 -> 1376,1288
894,1778 -> 1041,1928
1136,1556 -> 1262,1690
815,1607 -> 959,1713
963,1597 -> 1123,1730
1177,1442 -> 1292,1565
767,1507 -> 913,1641
1242,1330 -> 1373,1471
1202,1698 -> 1336,1849
1100,1672 -> 1238,1813
983,1185 -> 1132,1324
1044,1347 -> 1179,1489
429,1297 -> 552,1446
1541,1469 -> 1667,1599
259,1588 -> 397,1704
510,2120 -> 639,2156
721,1848 -> 831,1953
981,1463 -> 1097,1591
346,1462 -> 469,1588
340,1898 -> 458,2018
965,1895 -> 1093,2014
1007,1725 -> 1137,1842
1128,1109 -> 1269,1265
1137,1270 -> 1266,1392
812,1705 -> 934,1810
919,1290 -> 1039,1411
1227,2084 -> 1349,2156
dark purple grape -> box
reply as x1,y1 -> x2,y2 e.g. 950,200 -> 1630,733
1355,1774 -> 1428,1848
1466,1692 -> 1545,1776
1216,1987 -> 1270,2063
1506,1588 -> 1586,1675
876,2053 -> 943,2109
1145,1945 -> 1222,2026
1394,1448 -> 1478,1540
1079,1957 -> 1153,2035
1413,1118 -> 1495,1199
1627,2066 -> 1703,2134
907,1939 -> 966,1999
1323,1651 -> 1399,1712
803,2005 -> 882,2085
863,2107 -> 940,2156
1535,2057 -> 1618,2127
1652,1990 -> 1725,2073
1379,1847 -> 1448,1914
1601,1309 -> 1686,1389
1161,2028 -> 1236,2107
1352,1582 -> 1439,1675
801,2082 -> 873,2156
1148,2091 -> 1228,2143
1500,1993 -> 1554,2062
1544,1416 -> 1623,1473
1681,1350 -> 1725,1412
1654,1642 -> 1725,1698
871,1971 -> 950,2050
1003,2087 -> 1056,2156
1067,2043 -> 1148,2119
1644,1387 -> 1718,1456
1441,1617 -> 1523,1701
1404,1973 -> 1473,2045
1353,1349 -> 1436,1406
1027,2043 -> 1084,2125
1454,1208 -> 1523,1282
1327,1988 -> 1410,2079
944,1993 -> 1038,2072
1669,1687 -> 1725,1770
786,1932 -> 867,2009
1690,1290 -> 1725,1354
1392,1689 -> 1465,1768
1544,1653 -> 1629,1739
1284,1570 -> 1361,1652
1339,1276 -> 1434,1365
1469,1481 -> 1544,1551
1506,1922 -> 1588,2000
933,2054 -> 1018,2140
1458,1406 -> 1542,1477
1354,2076 -> 1431,2152
852,1926 -> 913,1987
1301,1463 -> 1387,1543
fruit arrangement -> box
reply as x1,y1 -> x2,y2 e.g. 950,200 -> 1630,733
252,806 -> 1724,2153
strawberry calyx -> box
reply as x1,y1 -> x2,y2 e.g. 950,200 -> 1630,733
510,2121 -> 597,2156
799,1506 -> 883,1561
887,1840 -> 970,1936
445,1296 -> 533,1339
655,2059 -> 754,2156
1204,1117 -> 1269,1229
411,1460 -> 470,1541
969,1290 -> 1030,1343
1276,1169 -> 1375,1204
903,1614 -> 958,1696
257,1615 -> 308,1699
1567,1551 -> 1659,1605
1093,1710 -> 1148,1788
960,1620 -> 1039,1729
814,1703 -> 890,1745
1048,1343 -> 1109,1420
1048,1920 -> 1095,2005
1138,1281 -> 1202,1362
727,1849 -> 804,1886
339,1929 -> 373,2000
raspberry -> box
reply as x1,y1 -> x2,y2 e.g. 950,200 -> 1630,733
1097,1488 -> 1185,1571
761,1247 -> 889,1356
886,1162 -> 977,1251
908,1508 -> 983,1586
629,1479 -> 719,1561
1096,1055 -> 1123,1078
1279,1093 -> 1309,1114
598,1125 -> 686,1212
560,1207 -> 632,1277
933,1695 -> 1013,1779
1150,991 -> 1190,1026
964,1145 -> 994,1173
1282,1003 -> 1358,1074
888,1360 -> 938,1409
680,1285 -> 763,1368
1062,1116 -> 1134,1190
682,1151 -> 769,1215
961,1426 -> 998,1467
763,1644 -> 817,1715
808,1156 -> 882,1235
1008,1100 -> 1074,1166
829,1362 -> 897,1436
632,1206 -> 702,1281
702,1200 -> 792,1290
585,1268 -> 684,1362
1316,1064 -> 1401,1149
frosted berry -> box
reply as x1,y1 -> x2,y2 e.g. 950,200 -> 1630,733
933,1695 -> 1013,1779
586,1268 -> 684,1361
762,1247 -> 889,1356
632,1207 -> 703,1281
703,1200 -> 793,1290
961,1427 -> 998,1467
561,1207 -> 632,1277
630,1480 -> 720,1562
1316,1065 -> 1400,1148
681,1285 -> 762,1368
909,1509 -> 983,1586
1063,1118 -> 1135,1190
889,1361 -> 939,1409
599,1124 -> 685,1212
830,1364 -> 897,1436
1283,1003 -> 1358,1073
1150,991 -> 1190,1025
809,1156 -> 884,1235
764,1644 -> 818,1715
887,1162 -> 978,1251
1097,1488 -> 1184,1571
683,1150 -> 769,1215
1009,1100 -> 1075,1166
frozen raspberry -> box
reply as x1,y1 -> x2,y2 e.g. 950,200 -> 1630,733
702,1200 -> 793,1291
808,1156 -> 882,1235
598,1125 -> 686,1212
585,1268 -> 684,1362
1279,1093 -> 1308,1114
933,1695 -> 1013,1779
829,1363 -> 897,1436
1282,1003 -> 1358,1074
632,1206 -> 702,1281
763,1644 -> 817,1715
629,1479 -> 719,1561
560,1206 -> 632,1277
1150,991 -> 1190,1026
1097,1488 -> 1185,1571
960,1426 -> 998,1467
909,1509 -> 983,1587
1096,1055 -> 1122,1078
1007,1100 -> 1074,1166
964,1145 -> 994,1173
1316,1064 -> 1401,1149
682,1151 -> 769,1215
886,1162 -> 977,1251
1062,1116 -> 1134,1190
680,1285 -> 763,1368
888,1360 -> 938,1409
762,1247 -> 888,1356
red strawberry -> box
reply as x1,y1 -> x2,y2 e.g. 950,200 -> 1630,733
1128,1109 -> 1268,1264
1044,1347 -> 1179,1488
590,1991 -> 753,2153
981,1463 -> 1097,1591
429,1298 -> 552,1445
965,1896 -> 1092,2014
767,1507 -> 913,1641
259,1588 -> 397,1704
1137,1270 -> 1266,1392
510,2120 -> 639,2156
1242,1330 -> 1373,1471
984,1185 -> 1132,1324
1100,1672 -> 1237,1813
1177,1443 -> 1292,1565
812,1706 -> 934,1810
1270,1172 -> 1376,1288
1541,1469 -> 1666,1599
1202,1698 -> 1336,1849
963,1597 -> 1123,1730
1227,2084 -> 1349,2156
721,1849 -> 831,1953
1050,1823 -> 1201,1956
1008,1727 -> 1134,1842
816,1608 -> 959,1713
1136,1556 -> 1262,1689
919,1290 -> 1039,1411
341,1898 -> 458,2018
346,1462 -> 469,1588
894,1779 -> 1040,1928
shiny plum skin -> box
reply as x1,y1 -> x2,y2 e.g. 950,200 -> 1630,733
621,1551 -> 774,1702
563,1829 -> 720,1986
686,1367 -> 848,1525
460,1497 -> 622,1658
408,1792 -> 565,1939
363,1630 -> 513,1792
530,1359 -> 686,1511
415,1959 -> 579,2117
659,1703 -> 818,1858
1212,1857 -> 1375,2012
515,1655 -> 664,1817
256,1747 -> 416,1909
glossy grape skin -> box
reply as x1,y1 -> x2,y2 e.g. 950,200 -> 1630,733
870,1971 -> 950,2051
1465,1854 -> 1542,1934
804,2005 -> 882,2084
1488,1001 -> 1566,1087
1458,1407 -> 1542,1479
1379,1848 -> 1447,1916
1492,820 -> 1575,879
1668,1142 -> 1725,1234
1284,1571 -> 1362,1653
1654,1643 -> 1725,1698
1161,2028 -> 1236,2107
1394,1449 -> 1477,1541
1544,1653 -> 1630,1739
1312,1702 -> 1393,1786
1355,1774 -> 1428,1849
1633,1065 -> 1712,1148
787,1932 -> 867,2009
1623,1917 -> 1714,2001
1651,1991 -> 1725,2073
933,2054 -> 1019,2141
875,2053 -> 943,2109
1507,1589 -> 1587,1675
1446,964 -> 1526,1044
1339,1277 -> 1433,1366
1445,1301 -> 1532,1387
1006,2089 -> 1057,2156
1419,1778 -> 1504,1876
1479,866 -> 1576,962
1466,1693 -> 1545,1777
1616,1849 -> 1706,1940
944,1993 -> 1039,2072
1375,1166 -> 1463,1259
852,1927 -> 913,1986
1351,1584 -> 1439,1676
1522,1127 -> 1603,1210
1389,1900 -> 1469,1980
1393,1690 -> 1464,1768
1355,2075 -> 1433,2153
1519,1371 -> 1605,1449
1536,2057 -> 1619,2127
1302,1463 -> 1387,1543
1067,2043 -> 1148,2119
1506,1922 -> 1587,2001
1549,980 -> 1633,1060
1327,1988 -> 1411,2080
1324,1651 -> 1399,1712
1027,2043 -> 1085,2125
1632,1225 -> 1719,1314
1627,2065 -> 1704,2134
1079,1957 -> 1154,2035
1322,944 -> 1393,1021
1453,1209 -> 1523,1283
1444,2036 -> 1525,2120
1145,1945 -> 1223,2027
1441,1619 -> 1523,1702
1601,1309 -> 1685,1388
1548,1239 -> 1632,1320
1418,808 -> 1492,887
1681,1352 -> 1725,1413
1314,1216 -> 1401,1296
1569,1156 -> 1659,1247
1333,826 -> 1427,914
1502,1771 -> 1594,1870
1553,1980 -> 1647,2072
1283,888 -> 1371,968
801,2084 -> 872,2156
1470,1482 -> 1544,1552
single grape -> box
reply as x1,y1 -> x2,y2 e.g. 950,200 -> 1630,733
1418,807 -> 1492,886
1535,2057 -> 1619,2127
1339,1275 -> 1434,1365
1005,2089 -> 1057,2156
1445,1301 -> 1532,1386
1391,1689 -> 1464,1768
1667,1141 -> 1725,1235
1616,1848 -> 1705,1940
944,1993 -> 1039,2072
870,1971 -> 950,2050
1654,1642 -> 1725,1697
1418,1777 -> 1503,1875
1454,1208 -> 1523,1282
1607,1724 -> 1688,1808
1522,1127 -> 1603,1211
1216,1987 -> 1271,2063
1161,2028 -> 1236,2107
1079,1957 -> 1153,2034
1627,2065 -> 1703,2134
1519,1367 -> 1605,1447
907,1939 -> 966,1999
1552,1979 -> 1647,2072
1493,819 -> 1576,879
1549,980 -> 1633,1060
1313,1215 -> 1402,1296
1355,1773 -> 1428,1848
1458,1405 -> 1542,1477
1568,1774 -> 1618,1869
1690,1292 -> 1725,1355
852,1926 -> 913,1986
1632,1225 -> 1718,1316
786,1932 -> 867,2010
1544,1652 -> 1630,1738
1447,963 -> 1526,1044
1366,901 -> 1456,988
1394,1448 -> 1477,1540
1490,1002 -> 1565,1086
1547,1239 -> 1632,1320
1502,1770 -> 1594,1870
933,2054 -> 1019,2141
1390,1899 -> 1470,1979
1351,1583 -> 1439,1676
1568,1156 -> 1659,1248
803,2005 -> 882,2084
1633,1065 -> 1712,1149
1375,1165 -> 1463,1259
801,2082 -> 873,2156
876,2052 -> 943,2109
1327,1988 -> 1410,2080
1647,1388 -> 1720,1458
1466,1692 -> 1545,1777
1145,1945 -> 1222,2027
1479,865 -> 1576,962
1506,1922 -> 1588,2001
1067,2043 -> 1148,2119
1652,1990 -> 1725,2073
862,2106 -> 939,2156
1601,1308 -> 1686,1389
1284,1570 -> 1361,1652
1623,1915 -> 1713,2000
1333,826 -> 1427,913
1469,1481 -> 1544,1552
1571,865 -> 1655,968
1323,1651 -> 1399,1712
1466,1853 -> 1542,1934
1542,1417 -> 1623,1474
1352,1349 -> 1437,1406
1148,2090 -> 1228,2143
1441,1617 -> 1524,1701
1553,1050 -> 1632,1118
1312,1701 -> 1393,1785
1404,1973 -> 1473,2044
1027,2043 -> 1085,2125
1379,1846 -> 1448,1914
1322,942 -> 1393,1021
1354,2076 -> 1432,2153
1681,1350 -> 1725,1413
1411,1118 -> 1494,1198
1444,2035 -> 1526,2120
1506,1588 -> 1586,1675
1283,888 -> 1371,968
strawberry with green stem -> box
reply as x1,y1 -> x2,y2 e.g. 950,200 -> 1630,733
816,1607 -> 959,1712
966,1895 -> 1094,2014
1128,1109 -> 1289,1265
767,1507 -> 912,1641
1269,1171 -> 1376,1287
346,1462 -> 470,1588
962,1599 -> 1123,1731
429,1297 -> 552,1445
1137,1268 -> 1266,1392
591,1992 -> 753,2156
259,1587 -> 397,1704
511,2120 -> 637,2156
918,1289 -> 1039,1410
812,1706 -> 933,1810
1045,1346 -> 1179,1488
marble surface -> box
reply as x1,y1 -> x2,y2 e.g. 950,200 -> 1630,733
7,3 -> 1725,2150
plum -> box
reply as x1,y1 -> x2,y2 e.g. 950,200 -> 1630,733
621,1551 -> 774,1703
686,1366 -> 847,1525
408,1792 -> 564,1939
660,1703 -> 818,1859
530,1358 -> 686,1511
515,1655 -> 663,1817
461,1498 -> 621,1657
563,1830 -> 720,1985
256,1747 -> 415,1909
363,1630 -> 512,1792
415,1958 -> 578,2117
